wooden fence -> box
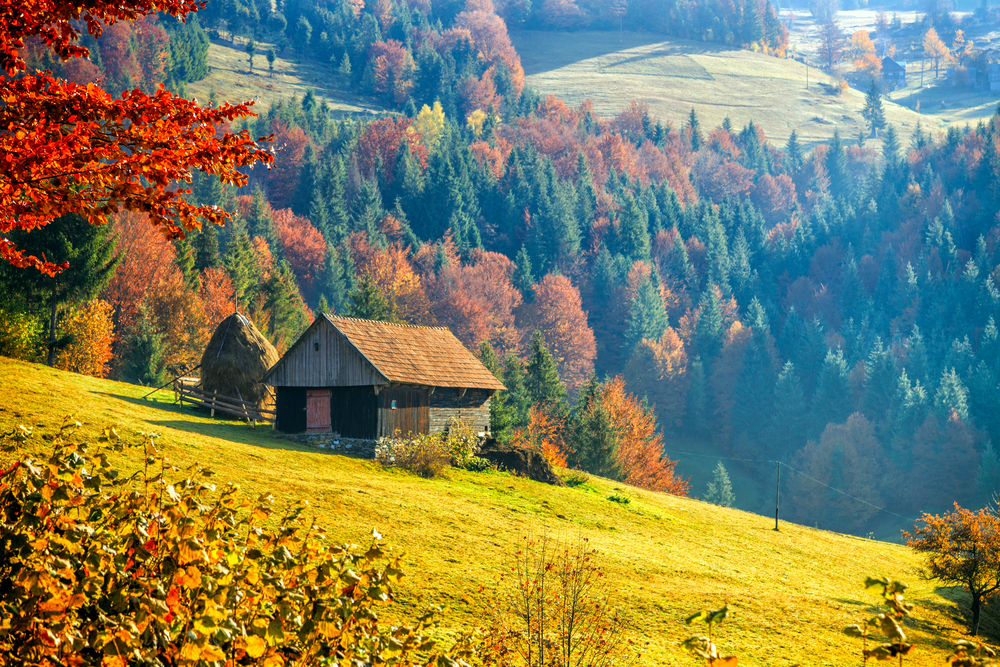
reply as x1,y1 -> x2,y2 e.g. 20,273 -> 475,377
174,379 -> 275,426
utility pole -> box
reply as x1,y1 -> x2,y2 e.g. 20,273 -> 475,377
806,61 -> 809,89
774,461 -> 781,531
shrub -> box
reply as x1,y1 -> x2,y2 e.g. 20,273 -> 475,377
445,417 -> 481,468
376,431 -> 452,477
561,469 -> 590,487
0,421 -> 476,666
608,493 -> 631,504
462,456 -> 495,472
0,305 -> 44,362
479,535 -> 641,667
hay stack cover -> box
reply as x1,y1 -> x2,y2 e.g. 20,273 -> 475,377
200,313 -> 279,409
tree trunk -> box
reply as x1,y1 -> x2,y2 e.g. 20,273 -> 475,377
972,593 -> 982,636
46,292 -> 58,367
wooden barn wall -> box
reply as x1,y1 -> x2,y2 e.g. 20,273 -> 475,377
265,322 -> 385,387
429,389 -> 492,434
330,386 -> 379,439
378,387 -> 430,437
276,387 -> 307,433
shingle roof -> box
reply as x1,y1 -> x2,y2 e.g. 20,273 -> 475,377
324,315 -> 505,390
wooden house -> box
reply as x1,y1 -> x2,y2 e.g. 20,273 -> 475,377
882,57 -> 906,89
262,315 -> 505,438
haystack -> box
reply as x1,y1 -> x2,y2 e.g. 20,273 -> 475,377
200,313 -> 279,411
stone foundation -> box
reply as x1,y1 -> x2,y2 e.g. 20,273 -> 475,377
280,433 -> 377,458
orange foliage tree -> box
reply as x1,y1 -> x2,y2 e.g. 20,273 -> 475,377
266,121 -> 310,209
0,0 -> 272,275
511,404 -> 568,467
100,210 -> 178,334
356,117 -> 428,183
369,40 -> 415,105
53,299 -> 115,377
351,234 -> 433,324
904,505 -> 1000,636
523,274 -> 596,393
200,265 -> 236,328
274,208 -> 326,303
429,249 -> 522,356
624,327 -> 690,429
599,376 -> 689,494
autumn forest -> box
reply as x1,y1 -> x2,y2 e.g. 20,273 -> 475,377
3,0 -> 1000,538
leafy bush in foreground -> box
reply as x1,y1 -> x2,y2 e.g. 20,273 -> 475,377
0,421 -> 474,666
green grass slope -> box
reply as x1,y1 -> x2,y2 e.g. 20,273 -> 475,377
0,356 -> 986,665
185,37 -> 382,116
511,30 -> 947,149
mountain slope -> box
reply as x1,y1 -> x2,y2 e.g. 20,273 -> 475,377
512,30 -> 946,148
0,356 -> 982,665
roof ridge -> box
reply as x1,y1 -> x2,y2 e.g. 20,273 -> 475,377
326,315 -> 449,330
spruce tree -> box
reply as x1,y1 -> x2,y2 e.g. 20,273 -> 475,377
784,129 -> 803,172
934,367 -> 970,422
480,341 -> 516,441
882,123 -> 900,164
265,260 -> 311,345
347,274 -> 396,322
705,462 -> 735,507
194,224 -> 221,272
976,441 -> 1000,504
810,349 -> 853,437
624,271 -> 668,355
514,246 -> 535,301
0,213 -> 122,366
116,303 -> 167,386
502,354 -> 532,429
225,230 -> 259,309
694,286 -> 724,359
245,186 -> 279,257
826,129 -> 847,197
731,299 -> 778,456
862,78 -> 886,137
687,108 -> 703,151
773,360 -> 806,458
525,330 -> 567,410
617,191 -> 651,261
570,375 -> 621,480
293,144 -> 320,217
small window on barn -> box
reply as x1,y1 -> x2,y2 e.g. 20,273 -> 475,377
391,400 -> 397,409
313,340 -> 320,351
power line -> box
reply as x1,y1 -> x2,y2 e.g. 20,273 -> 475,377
663,448 -> 918,525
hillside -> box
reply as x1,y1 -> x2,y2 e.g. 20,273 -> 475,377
511,30 -> 947,147
185,37 -> 383,116
0,356 -> 986,665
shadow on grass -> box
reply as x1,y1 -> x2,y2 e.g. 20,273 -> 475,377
511,31 -> 730,76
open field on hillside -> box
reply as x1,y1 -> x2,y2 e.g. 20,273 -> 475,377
784,8 -> 1000,128
185,37 -> 383,116
0,355 -> 992,664
512,30 -> 946,148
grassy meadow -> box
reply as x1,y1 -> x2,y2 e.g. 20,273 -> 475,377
184,37 -> 382,116
511,30 -> 945,149
1,355 -> 993,664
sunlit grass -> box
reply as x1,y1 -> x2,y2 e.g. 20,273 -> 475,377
0,356 -> 987,665
512,30 -> 950,150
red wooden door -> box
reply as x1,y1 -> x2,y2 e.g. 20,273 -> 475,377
306,389 -> 332,433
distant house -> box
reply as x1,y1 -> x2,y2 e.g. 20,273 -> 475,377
262,315 -> 505,438
882,57 -> 906,89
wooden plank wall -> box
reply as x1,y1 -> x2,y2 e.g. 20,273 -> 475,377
429,388 -> 491,434
264,320 -> 385,387
330,386 -> 379,439
378,387 -> 430,437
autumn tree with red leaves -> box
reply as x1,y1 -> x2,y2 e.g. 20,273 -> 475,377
0,0 -> 272,276
524,274 -> 596,393
274,208 -> 326,304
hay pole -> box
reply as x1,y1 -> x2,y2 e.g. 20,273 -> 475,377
142,364 -> 201,402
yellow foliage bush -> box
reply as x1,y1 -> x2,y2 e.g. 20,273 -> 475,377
0,422 -> 475,666
53,299 -> 115,378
